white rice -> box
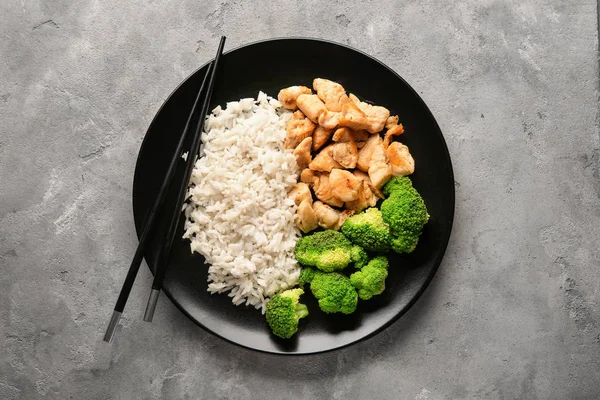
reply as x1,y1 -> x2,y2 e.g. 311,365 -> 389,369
182,92 -> 301,312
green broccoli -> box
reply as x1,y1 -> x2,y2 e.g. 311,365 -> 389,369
382,176 -> 414,197
350,256 -> 389,300
295,230 -> 366,272
380,177 -> 429,254
341,208 -> 393,252
265,288 -> 308,339
299,267 -> 316,287
351,245 -> 369,269
301,268 -> 358,314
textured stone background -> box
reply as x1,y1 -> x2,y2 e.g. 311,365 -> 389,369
1,0 -> 599,399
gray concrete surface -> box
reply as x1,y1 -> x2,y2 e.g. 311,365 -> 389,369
1,0 -> 599,399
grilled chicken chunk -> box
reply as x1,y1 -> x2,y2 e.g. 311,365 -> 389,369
368,141 -> 393,188
330,168 -> 361,202
313,78 -> 349,112
351,129 -> 370,142
345,171 -> 379,212
387,141 -> 415,176
348,93 -> 390,133
331,127 -> 358,169
295,199 -> 318,233
317,110 -> 341,130
338,101 -> 370,131
309,144 -> 342,172
300,168 -> 319,186
278,86 -> 312,110
293,137 -> 313,170
383,123 -> 404,148
312,125 -> 334,152
296,94 -> 327,123
357,134 -> 382,172
313,201 -> 353,231
285,111 -> 316,149
386,115 -> 399,129
288,182 -> 312,205
313,172 -> 344,207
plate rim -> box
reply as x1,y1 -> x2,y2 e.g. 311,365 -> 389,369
132,36 -> 455,355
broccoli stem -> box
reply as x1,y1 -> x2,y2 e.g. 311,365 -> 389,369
295,303 -> 309,319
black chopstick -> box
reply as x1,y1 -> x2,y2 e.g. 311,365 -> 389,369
142,35 -> 226,323
102,50 -> 218,344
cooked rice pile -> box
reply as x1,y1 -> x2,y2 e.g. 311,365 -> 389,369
182,92 -> 301,312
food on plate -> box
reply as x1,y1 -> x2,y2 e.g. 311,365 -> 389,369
350,256 -> 389,300
294,230 -> 367,272
341,208 -> 393,252
387,142 -> 415,177
311,172 -> 344,207
278,85 -> 312,110
380,176 -> 429,253
309,144 -> 342,172
182,78 -> 429,339
182,93 -> 300,311
265,288 -> 309,339
329,168 -> 361,202
331,128 -> 358,169
299,269 -> 358,314
295,199 -> 318,233
313,201 -> 352,231
284,110 -> 315,149
293,136 -> 313,170
312,126 -> 334,151
296,94 -> 327,123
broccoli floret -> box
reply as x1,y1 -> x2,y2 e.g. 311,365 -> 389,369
380,179 -> 429,254
303,269 -> 358,314
382,176 -> 414,197
351,245 -> 369,269
299,267 -> 316,287
350,256 -> 389,300
391,234 -> 420,254
342,208 -> 393,252
295,230 -> 366,272
265,288 -> 308,339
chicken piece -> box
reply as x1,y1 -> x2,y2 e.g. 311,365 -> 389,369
351,129 -> 370,142
352,169 -> 385,198
313,201 -> 353,231
387,141 -> 415,177
357,134 -> 382,172
383,123 -> 405,148
349,93 -> 390,133
296,94 -> 326,123
312,125 -> 334,151
293,137 -> 313,170
309,144 -> 342,172
278,86 -> 312,110
345,182 -> 372,212
331,127 -> 358,169
313,172 -> 344,207
368,141 -> 393,188
353,170 -> 384,199
300,168 -> 319,185
295,199 -> 319,233
313,78 -> 349,112
345,171 -> 379,212
285,111 -> 316,149
329,168 -> 361,202
386,115 -> 399,129
338,101 -> 370,131
317,110 -> 341,130
288,182 -> 312,206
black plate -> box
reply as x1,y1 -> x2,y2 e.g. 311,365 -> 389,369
132,38 -> 454,355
